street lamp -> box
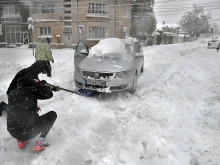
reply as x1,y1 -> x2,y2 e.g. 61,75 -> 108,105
27,17 -> 34,56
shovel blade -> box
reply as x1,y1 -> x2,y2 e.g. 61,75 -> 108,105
77,89 -> 96,97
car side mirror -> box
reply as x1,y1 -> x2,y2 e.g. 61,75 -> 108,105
135,53 -> 143,57
79,49 -> 89,55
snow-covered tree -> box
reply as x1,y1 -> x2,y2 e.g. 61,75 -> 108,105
180,4 -> 211,37
212,23 -> 220,35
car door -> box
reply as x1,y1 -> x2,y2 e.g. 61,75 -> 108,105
74,41 -> 89,67
134,42 -> 144,74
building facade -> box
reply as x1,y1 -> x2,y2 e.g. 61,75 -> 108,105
0,0 -> 30,47
30,0 -> 132,48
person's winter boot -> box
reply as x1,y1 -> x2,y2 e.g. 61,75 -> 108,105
33,137 -> 49,152
17,140 -> 29,149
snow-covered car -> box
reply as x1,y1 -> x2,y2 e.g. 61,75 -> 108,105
74,38 -> 144,93
207,39 -> 220,49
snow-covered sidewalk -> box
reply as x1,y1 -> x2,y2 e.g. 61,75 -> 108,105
0,39 -> 220,165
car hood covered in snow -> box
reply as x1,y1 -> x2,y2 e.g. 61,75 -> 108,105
78,55 -> 133,72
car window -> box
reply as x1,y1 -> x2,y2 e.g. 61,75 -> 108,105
134,42 -> 141,53
125,44 -> 133,57
76,41 -> 88,53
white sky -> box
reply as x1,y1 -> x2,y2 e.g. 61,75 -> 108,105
154,0 -> 220,24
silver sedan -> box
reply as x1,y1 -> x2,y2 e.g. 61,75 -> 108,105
74,38 -> 144,93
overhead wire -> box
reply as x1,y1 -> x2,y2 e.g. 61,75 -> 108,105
0,0 -> 219,20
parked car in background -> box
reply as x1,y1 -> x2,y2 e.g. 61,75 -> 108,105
207,39 -> 220,49
74,38 -> 144,93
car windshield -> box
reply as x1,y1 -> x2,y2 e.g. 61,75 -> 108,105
89,38 -> 132,58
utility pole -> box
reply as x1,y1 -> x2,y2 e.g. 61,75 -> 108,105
114,0 -> 117,37
77,0 -> 79,41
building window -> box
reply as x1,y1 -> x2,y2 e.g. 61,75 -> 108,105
33,3 -> 41,14
63,26 -> 72,33
88,3 -> 108,14
0,24 -> 2,36
5,26 -> 21,43
4,5 -> 15,15
42,4 -> 54,13
33,3 -> 54,14
126,8 -> 131,18
64,10 -> 71,14
40,27 -> 52,35
64,16 -> 71,20
64,22 -> 71,26
88,27 -> 108,39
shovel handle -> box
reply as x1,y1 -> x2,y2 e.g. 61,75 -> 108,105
46,83 -> 78,94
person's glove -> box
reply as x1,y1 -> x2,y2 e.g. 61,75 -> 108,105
36,106 -> 41,113
39,80 -> 47,85
51,86 -> 60,92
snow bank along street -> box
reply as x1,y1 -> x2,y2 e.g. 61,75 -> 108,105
0,38 -> 220,165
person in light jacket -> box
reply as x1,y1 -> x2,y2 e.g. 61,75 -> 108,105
35,38 -> 54,77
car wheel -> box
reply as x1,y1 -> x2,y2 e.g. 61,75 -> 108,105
129,73 -> 137,93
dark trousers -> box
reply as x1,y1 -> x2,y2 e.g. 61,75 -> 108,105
10,111 -> 57,140
45,60 -> 52,77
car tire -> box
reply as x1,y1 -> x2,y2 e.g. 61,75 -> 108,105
129,73 -> 137,93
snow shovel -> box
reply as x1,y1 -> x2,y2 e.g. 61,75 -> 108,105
46,83 -> 96,97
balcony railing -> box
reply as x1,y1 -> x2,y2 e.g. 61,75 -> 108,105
86,13 -> 109,18
1,15 -> 21,24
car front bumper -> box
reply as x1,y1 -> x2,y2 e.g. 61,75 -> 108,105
74,73 -> 132,93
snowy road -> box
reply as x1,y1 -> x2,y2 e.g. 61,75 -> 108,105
0,38 -> 220,165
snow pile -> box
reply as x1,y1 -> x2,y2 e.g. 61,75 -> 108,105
0,38 -> 220,165
157,22 -> 180,31
89,38 -> 126,57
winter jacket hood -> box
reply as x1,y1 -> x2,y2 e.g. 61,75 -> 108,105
29,61 -> 46,76
6,61 -> 46,95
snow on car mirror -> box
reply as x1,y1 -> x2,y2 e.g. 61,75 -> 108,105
79,49 -> 89,55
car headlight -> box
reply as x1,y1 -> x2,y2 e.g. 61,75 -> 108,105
115,70 -> 130,78
75,67 -> 81,75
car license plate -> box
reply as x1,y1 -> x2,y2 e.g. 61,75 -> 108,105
85,79 -> 106,86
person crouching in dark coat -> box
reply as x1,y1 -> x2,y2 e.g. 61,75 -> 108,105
7,78 -> 59,152
2,61 -> 47,116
